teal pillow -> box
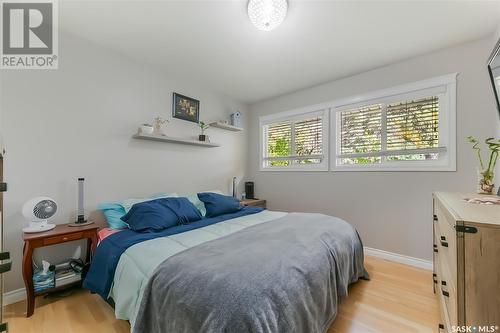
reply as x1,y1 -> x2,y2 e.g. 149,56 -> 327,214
185,194 -> 207,216
97,202 -> 128,229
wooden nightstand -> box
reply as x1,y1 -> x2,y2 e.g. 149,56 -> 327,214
241,198 -> 266,209
22,223 -> 99,317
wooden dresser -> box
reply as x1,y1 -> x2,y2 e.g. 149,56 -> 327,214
433,192 -> 500,332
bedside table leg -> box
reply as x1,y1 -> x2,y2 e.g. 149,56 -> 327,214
22,242 -> 35,317
86,238 -> 91,263
86,234 -> 98,263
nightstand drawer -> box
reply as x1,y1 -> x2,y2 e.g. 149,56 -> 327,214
43,232 -> 83,246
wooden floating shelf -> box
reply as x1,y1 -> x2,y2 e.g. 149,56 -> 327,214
209,122 -> 243,132
133,133 -> 220,148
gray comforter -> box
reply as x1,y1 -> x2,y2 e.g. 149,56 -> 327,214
133,213 -> 368,333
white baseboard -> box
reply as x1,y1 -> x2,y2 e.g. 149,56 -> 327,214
3,287 -> 26,306
364,246 -> 432,270
1,247 -> 431,306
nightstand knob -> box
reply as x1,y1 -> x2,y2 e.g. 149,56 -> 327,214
63,237 -> 68,241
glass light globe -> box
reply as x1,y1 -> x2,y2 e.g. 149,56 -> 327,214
247,0 -> 288,31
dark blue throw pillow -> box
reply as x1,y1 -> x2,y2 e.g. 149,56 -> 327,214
197,192 -> 242,218
121,197 -> 202,232
162,197 -> 202,225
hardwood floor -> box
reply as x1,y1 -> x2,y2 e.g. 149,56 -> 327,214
328,257 -> 439,333
4,256 -> 439,333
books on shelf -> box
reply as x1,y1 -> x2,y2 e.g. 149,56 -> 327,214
32,262 -> 82,292
55,267 -> 81,287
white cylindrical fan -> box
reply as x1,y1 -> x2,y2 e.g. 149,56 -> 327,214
22,197 -> 57,233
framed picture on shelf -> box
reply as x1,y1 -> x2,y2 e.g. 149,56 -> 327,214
172,92 -> 200,123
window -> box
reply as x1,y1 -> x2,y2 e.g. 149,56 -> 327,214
260,108 -> 329,171
332,74 -> 456,171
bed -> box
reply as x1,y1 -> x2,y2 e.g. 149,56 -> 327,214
85,204 -> 368,333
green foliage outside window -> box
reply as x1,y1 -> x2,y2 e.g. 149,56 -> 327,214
268,137 -> 290,166
266,117 -> 322,167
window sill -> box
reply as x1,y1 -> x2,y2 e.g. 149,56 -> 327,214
259,166 -> 329,172
331,164 -> 456,172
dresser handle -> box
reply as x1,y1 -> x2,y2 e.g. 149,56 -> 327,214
441,280 -> 446,286
442,289 -> 449,297
440,240 -> 448,247
439,323 -> 445,330
440,236 -> 446,241
63,237 -> 68,241
433,215 -> 438,222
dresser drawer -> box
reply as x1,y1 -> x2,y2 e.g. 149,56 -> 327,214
438,289 -> 451,333
434,220 -> 457,284
43,232 -> 83,246
434,201 -> 457,280
433,223 -> 440,289
437,250 -> 458,327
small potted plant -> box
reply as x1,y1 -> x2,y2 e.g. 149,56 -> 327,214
153,117 -> 169,135
467,136 -> 500,194
198,121 -> 210,141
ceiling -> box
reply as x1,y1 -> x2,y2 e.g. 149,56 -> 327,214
61,0 -> 500,104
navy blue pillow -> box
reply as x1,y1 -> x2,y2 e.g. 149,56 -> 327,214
121,199 -> 177,232
121,197 -> 202,232
197,192 -> 242,218
161,197 -> 202,225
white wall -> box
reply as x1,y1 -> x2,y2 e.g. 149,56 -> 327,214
1,33 -> 249,293
247,36 -> 499,261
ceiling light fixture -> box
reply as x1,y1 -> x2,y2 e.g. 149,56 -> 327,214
248,0 -> 288,31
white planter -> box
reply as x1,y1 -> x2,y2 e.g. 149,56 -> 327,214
139,125 -> 154,135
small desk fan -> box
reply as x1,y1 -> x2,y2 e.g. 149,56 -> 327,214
22,197 -> 57,233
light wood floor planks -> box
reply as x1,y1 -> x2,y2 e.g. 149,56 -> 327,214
328,256 -> 439,333
4,256 -> 439,333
